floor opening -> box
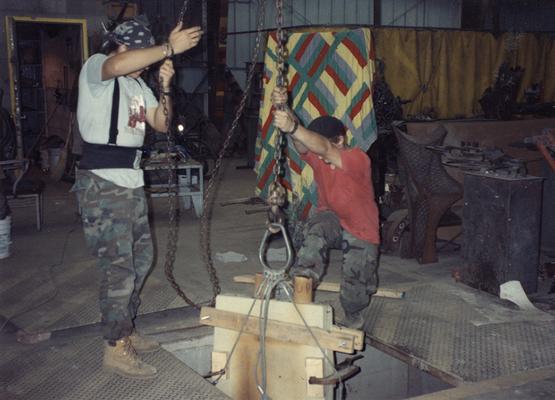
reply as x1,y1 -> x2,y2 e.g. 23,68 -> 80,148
163,331 -> 454,400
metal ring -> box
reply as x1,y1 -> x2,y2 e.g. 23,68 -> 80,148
258,222 -> 293,273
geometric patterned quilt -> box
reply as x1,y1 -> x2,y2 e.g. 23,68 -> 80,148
254,28 -> 377,220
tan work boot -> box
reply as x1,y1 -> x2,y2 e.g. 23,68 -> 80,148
103,337 -> 157,379
129,330 -> 160,353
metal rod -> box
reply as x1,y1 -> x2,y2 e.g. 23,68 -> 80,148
224,23 -> 553,36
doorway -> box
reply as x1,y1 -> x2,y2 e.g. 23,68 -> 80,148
5,17 -> 88,163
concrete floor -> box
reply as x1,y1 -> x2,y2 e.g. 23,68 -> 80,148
1,158 -> 555,399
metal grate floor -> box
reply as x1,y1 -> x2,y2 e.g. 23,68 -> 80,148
0,330 -> 229,400
365,281 -> 555,384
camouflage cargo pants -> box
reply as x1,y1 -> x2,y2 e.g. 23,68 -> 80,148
293,210 -> 379,316
72,170 -> 153,341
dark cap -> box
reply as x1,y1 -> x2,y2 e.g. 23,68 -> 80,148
104,19 -> 155,50
307,116 -> 346,140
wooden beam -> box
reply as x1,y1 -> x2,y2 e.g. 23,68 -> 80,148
306,358 -> 324,398
211,351 -> 228,379
233,274 -> 405,299
200,306 -> 358,354
294,276 -> 313,304
331,325 -> 364,351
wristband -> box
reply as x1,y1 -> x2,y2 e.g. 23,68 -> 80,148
161,90 -> 171,96
283,120 -> 298,135
162,42 -> 174,58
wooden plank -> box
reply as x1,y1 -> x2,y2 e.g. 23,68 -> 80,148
211,351 -> 228,380
331,325 -> 364,351
233,274 -> 405,299
305,358 -> 324,398
294,276 -> 313,303
201,306 -> 355,353
212,294 -> 334,399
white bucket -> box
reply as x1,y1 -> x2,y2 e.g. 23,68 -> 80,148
48,147 -> 62,169
0,216 -> 11,259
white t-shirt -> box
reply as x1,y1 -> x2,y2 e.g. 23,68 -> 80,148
77,53 -> 158,188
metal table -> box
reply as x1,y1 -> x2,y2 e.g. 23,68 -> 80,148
143,158 -> 204,217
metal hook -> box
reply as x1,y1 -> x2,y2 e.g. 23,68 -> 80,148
258,223 -> 293,273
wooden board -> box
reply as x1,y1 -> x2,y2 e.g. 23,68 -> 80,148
201,307 -> 355,353
211,294 -> 334,400
233,274 -> 405,299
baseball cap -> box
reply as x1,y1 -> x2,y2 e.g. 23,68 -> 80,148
307,116 -> 346,139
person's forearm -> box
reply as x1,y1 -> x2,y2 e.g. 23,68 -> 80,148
153,94 -> 173,133
102,45 -> 169,80
290,125 -> 332,157
289,135 -> 308,154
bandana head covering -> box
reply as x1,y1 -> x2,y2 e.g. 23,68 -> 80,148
103,18 -> 155,50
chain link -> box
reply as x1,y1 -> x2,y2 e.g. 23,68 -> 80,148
160,76 -> 202,309
162,0 -> 285,308
266,0 -> 288,225
161,0 -> 203,310
177,0 -> 190,24
199,0 -> 269,306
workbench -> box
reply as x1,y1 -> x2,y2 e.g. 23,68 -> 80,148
143,158 -> 204,217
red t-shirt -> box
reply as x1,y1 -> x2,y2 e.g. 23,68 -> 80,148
302,148 -> 380,244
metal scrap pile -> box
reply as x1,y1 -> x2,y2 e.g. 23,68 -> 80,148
426,143 -> 527,177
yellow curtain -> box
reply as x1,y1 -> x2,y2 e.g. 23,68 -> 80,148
541,37 -> 555,101
372,27 -> 555,119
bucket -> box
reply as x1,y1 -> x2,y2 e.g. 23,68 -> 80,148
48,147 -> 62,170
0,216 -> 11,259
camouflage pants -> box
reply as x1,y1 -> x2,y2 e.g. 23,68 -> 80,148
72,170 -> 153,341
293,210 -> 379,316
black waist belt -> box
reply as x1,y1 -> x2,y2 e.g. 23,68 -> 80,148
79,142 -> 142,170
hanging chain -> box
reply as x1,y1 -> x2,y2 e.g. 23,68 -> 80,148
177,0 -> 190,24
162,0 -> 287,308
266,0 -> 288,227
275,0 -> 287,89
161,0 -> 201,309
162,0 -> 268,308
199,0 -> 269,306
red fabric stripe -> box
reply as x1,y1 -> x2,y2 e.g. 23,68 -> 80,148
308,92 -> 326,115
261,111 -> 274,141
263,72 -> 271,84
289,158 -> 302,175
295,33 -> 315,61
289,73 -> 300,92
342,37 -> 367,67
308,43 -> 330,77
349,88 -> 371,120
325,65 -> 349,95
282,179 -> 292,191
301,202 -> 312,219
257,159 -> 276,190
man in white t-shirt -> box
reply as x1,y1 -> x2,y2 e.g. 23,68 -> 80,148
72,18 -> 202,379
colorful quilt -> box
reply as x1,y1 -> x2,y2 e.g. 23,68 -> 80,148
255,28 -> 377,220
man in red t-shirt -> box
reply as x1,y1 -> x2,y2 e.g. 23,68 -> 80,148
272,87 -> 380,329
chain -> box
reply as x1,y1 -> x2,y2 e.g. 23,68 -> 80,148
177,0 -> 190,24
275,0 -> 287,89
266,0 -> 288,226
161,0 -> 202,310
199,0 -> 268,306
